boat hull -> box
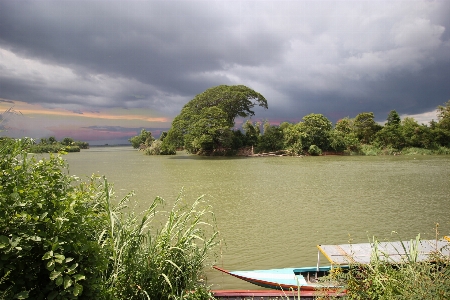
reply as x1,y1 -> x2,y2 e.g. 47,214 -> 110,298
213,265 -> 336,291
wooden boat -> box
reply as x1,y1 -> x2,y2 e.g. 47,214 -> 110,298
213,265 -> 339,291
214,236 -> 450,291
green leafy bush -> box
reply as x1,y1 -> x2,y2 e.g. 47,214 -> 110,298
28,144 -> 80,153
308,145 -> 322,156
0,138 -> 107,299
1,138 -> 218,299
359,144 -> 382,156
329,235 -> 450,299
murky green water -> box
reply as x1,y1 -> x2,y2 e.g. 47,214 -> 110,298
64,147 -> 450,289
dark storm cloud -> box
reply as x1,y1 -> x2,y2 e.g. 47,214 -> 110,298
1,0 -> 450,123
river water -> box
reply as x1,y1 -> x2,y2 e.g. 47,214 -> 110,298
64,147 -> 450,290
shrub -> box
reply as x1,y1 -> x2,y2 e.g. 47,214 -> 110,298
0,138 -> 218,299
329,234 -> 450,299
308,145 -> 322,156
144,139 -> 162,155
0,138 -> 107,299
401,147 -> 434,155
359,144 -> 381,156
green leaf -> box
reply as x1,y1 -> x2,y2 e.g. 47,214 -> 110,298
66,263 -> 78,274
54,254 -> 65,263
29,235 -> 41,242
63,275 -> 72,289
73,283 -> 83,296
49,270 -> 61,280
54,253 -> 65,260
0,235 -> 9,249
42,250 -> 53,260
47,291 -> 58,300
46,260 -> 55,271
14,290 -> 29,299
40,212 -> 48,220
55,275 -> 63,286
65,257 -> 74,263
73,274 -> 85,281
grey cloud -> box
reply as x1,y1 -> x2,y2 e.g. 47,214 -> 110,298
0,0 -> 449,124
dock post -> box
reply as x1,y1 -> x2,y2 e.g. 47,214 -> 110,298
316,249 -> 320,280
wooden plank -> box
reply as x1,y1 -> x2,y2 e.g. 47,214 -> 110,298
318,238 -> 450,265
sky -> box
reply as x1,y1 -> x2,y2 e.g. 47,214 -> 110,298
1,0 -> 450,145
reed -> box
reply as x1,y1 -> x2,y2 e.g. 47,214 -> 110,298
98,182 -> 219,299
327,233 -> 450,299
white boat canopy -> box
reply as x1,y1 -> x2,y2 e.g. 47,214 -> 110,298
317,236 -> 450,265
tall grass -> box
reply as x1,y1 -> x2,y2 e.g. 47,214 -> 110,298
328,234 -> 450,299
359,144 -> 382,156
98,181 -> 219,299
401,146 -> 450,155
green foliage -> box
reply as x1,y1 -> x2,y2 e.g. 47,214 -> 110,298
335,117 -> 354,135
374,110 -> 404,149
359,144 -> 382,156
0,138 -> 218,299
437,100 -> 450,131
435,146 -> 450,155
72,141 -> 89,149
144,139 -> 162,155
400,118 -> 439,149
129,129 -> 154,149
230,129 -> 245,150
160,141 -> 177,155
332,235 -> 450,299
301,114 -> 332,150
282,123 -> 306,155
61,137 -> 74,146
27,137 -> 88,153
353,112 -> 380,144
374,125 -> 404,149
158,99 -> 450,156
400,146 -> 450,155
163,85 -> 268,154
29,144 -> 81,153
144,139 -> 177,155
102,190 -> 218,299
0,138 -> 107,299
386,110 -> 401,127
180,85 -> 268,127
257,122 -> 284,152
328,130 -> 347,153
159,131 -> 168,142
242,120 -> 261,147
308,144 -> 322,156
184,106 -> 233,154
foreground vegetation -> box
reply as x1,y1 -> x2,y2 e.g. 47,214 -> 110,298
323,234 -> 450,299
0,138 -> 218,299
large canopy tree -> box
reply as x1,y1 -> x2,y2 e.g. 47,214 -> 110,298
163,85 -> 268,154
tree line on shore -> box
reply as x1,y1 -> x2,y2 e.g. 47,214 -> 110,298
0,136 -> 89,153
129,85 -> 450,156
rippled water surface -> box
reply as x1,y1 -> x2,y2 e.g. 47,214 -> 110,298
65,147 -> 450,289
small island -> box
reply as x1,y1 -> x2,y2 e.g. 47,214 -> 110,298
129,85 -> 450,157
